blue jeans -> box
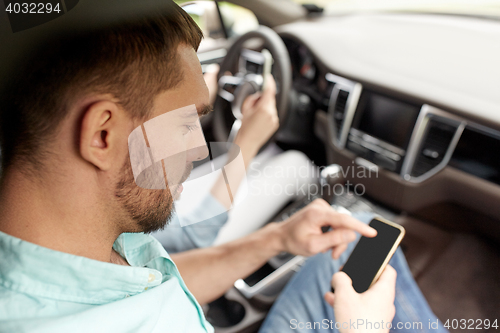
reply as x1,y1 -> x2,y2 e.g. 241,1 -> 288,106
259,213 -> 448,333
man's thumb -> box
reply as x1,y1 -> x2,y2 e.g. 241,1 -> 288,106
331,271 -> 353,293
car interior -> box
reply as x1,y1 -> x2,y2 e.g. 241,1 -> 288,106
177,1 -> 500,332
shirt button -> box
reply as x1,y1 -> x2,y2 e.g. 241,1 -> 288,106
148,273 -> 155,283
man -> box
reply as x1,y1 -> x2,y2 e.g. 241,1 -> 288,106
0,1 -> 445,332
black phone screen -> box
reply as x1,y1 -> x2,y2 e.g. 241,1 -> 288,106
341,219 -> 402,293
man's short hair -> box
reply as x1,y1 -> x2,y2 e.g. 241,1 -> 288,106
0,1 -> 202,172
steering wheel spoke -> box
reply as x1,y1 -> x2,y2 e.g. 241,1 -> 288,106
227,119 -> 242,143
218,75 -> 243,102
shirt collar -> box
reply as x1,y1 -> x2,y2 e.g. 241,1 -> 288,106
0,230 -> 175,304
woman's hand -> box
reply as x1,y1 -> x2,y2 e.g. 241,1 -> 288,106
234,75 -> 279,156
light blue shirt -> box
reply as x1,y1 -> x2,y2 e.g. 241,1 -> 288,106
153,195 -> 229,253
0,230 -> 214,333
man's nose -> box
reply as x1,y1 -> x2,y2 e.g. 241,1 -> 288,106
186,145 -> 209,162
186,125 -> 209,162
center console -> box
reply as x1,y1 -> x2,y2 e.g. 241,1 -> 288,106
314,71 -> 500,244
325,72 -> 465,183
346,91 -> 421,173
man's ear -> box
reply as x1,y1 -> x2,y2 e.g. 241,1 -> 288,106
80,100 -> 127,171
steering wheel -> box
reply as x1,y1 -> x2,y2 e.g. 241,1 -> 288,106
212,25 -> 292,143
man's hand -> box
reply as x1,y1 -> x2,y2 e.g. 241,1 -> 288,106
172,199 -> 376,304
324,266 -> 397,333
278,199 -> 377,259
234,75 -> 279,155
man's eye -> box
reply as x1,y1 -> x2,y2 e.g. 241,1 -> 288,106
184,124 -> 198,134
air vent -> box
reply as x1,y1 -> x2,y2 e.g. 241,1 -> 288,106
332,89 -> 350,140
411,119 -> 458,177
326,73 -> 362,148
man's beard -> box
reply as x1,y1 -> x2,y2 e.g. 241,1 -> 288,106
114,157 -> 191,234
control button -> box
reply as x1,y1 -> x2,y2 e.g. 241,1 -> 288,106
347,140 -> 368,156
374,154 -> 397,171
354,157 -> 379,173
422,148 -> 440,159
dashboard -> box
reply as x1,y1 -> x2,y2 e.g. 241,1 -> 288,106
277,15 -> 500,240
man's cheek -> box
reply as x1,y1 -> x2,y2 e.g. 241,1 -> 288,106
164,153 -> 188,183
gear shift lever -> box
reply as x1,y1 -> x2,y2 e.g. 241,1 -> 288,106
319,164 -> 342,204
320,164 -> 352,218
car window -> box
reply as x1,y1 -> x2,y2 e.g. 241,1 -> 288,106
218,2 -> 259,37
291,0 -> 500,18
176,1 -> 258,51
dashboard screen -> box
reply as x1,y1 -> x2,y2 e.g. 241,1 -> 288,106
354,92 -> 421,149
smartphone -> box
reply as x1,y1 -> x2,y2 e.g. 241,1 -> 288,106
332,217 -> 405,293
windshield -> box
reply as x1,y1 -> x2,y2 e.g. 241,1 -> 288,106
292,0 -> 500,18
